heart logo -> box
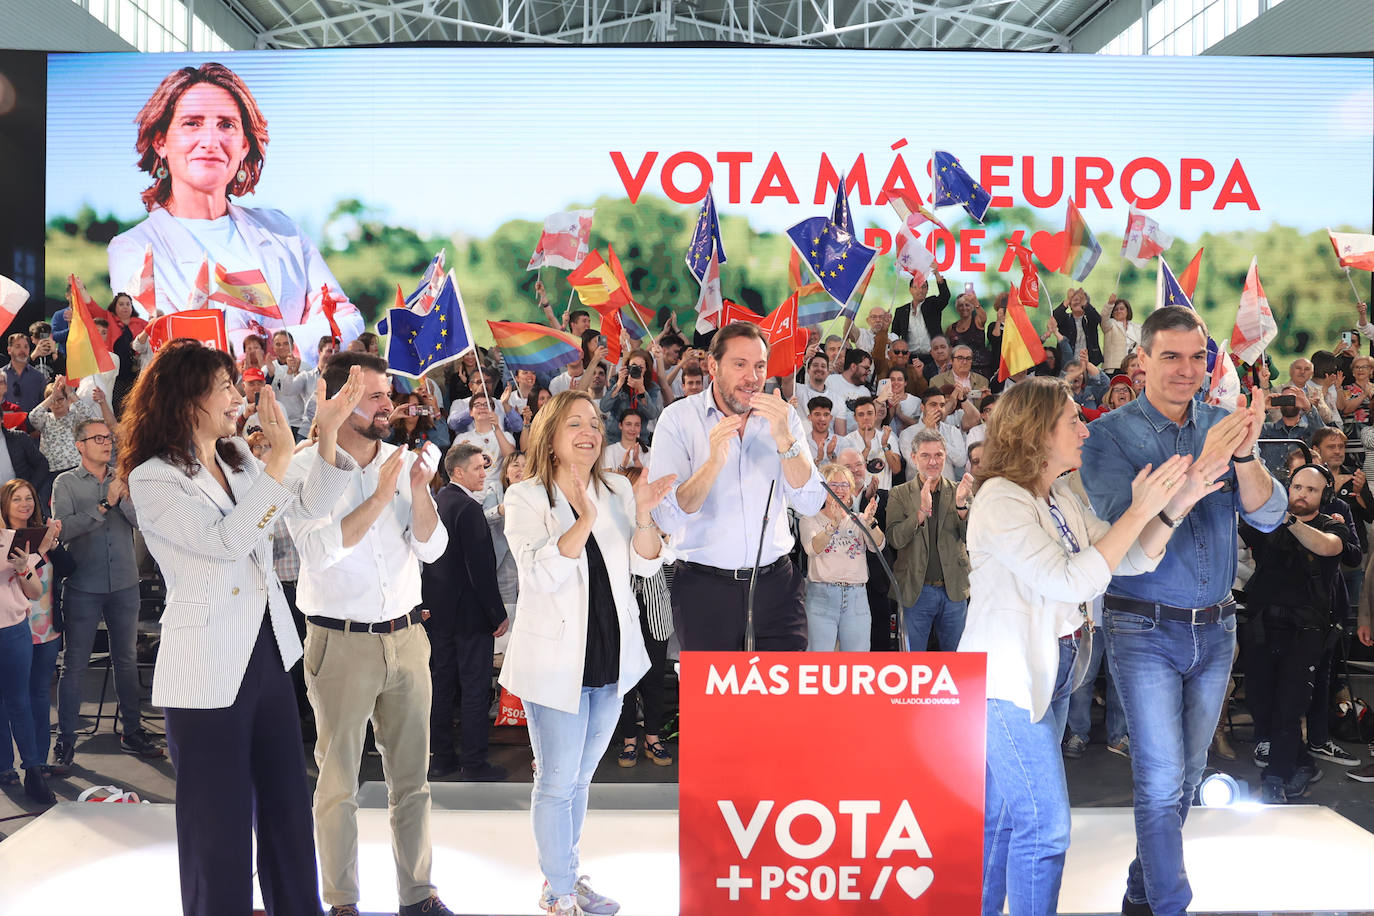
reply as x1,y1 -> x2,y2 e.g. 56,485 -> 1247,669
896,865 -> 935,900
1030,229 -> 1069,274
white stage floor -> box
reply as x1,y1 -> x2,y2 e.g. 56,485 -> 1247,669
2,798 -> 1373,914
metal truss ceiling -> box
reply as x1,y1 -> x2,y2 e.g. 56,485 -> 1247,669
222,0 -> 1100,52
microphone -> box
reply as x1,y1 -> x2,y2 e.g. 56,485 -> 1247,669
744,480 -> 776,653
816,476 -> 909,650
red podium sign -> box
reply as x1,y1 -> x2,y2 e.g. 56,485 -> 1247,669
680,652 -> 986,913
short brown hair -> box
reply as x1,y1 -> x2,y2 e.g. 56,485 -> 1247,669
134,63 -> 269,211
709,321 -> 768,362
976,377 -> 1071,492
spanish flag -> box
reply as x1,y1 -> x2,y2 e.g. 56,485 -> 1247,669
66,274 -> 117,383
997,285 -> 1046,382
566,249 -> 627,309
209,264 -> 282,319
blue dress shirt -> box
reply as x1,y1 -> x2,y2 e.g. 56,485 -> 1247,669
649,385 -> 825,570
1080,394 -> 1286,609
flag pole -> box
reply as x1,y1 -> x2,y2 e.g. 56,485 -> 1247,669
1345,267 -> 1366,305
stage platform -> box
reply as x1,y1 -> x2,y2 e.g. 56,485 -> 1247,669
2,784 -> 1373,915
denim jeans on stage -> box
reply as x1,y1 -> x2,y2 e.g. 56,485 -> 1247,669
1065,630 -> 1127,745
0,621 -> 42,770
1104,608 -> 1237,916
0,638 -> 61,772
983,639 -> 1076,916
903,584 -> 967,651
57,585 -> 142,739
804,581 -> 871,651
525,684 -> 621,897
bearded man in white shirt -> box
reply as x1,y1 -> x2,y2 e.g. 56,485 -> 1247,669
286,352 -> 454,916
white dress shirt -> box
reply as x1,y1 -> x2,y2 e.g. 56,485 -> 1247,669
286,441 -> 447,623
649,384 -> 825,570
269,360 -> 311,428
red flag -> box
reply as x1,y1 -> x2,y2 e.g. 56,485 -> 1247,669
567,250 -> 631,309
146,309 -> 229,353
1011,243 -> 1042,308
759,292 -> 806,379
1329,230 -> 1374,272
1177,248 -> 1204,300
601,308 -> 625,365
188,256 -> 212,310
1230,257 -> 1277,364
318,284 -> 343,340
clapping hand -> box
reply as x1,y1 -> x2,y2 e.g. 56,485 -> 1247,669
1129,454 -> 1194,519
312,366 -> 365,438
955,472 -> 974,506
861,497 -> 879,525
39,518 -> 62,554
748,391 -> 794,451
564,462 -> 597,526
633,472 -> 677,517
257,386 -> 295,454
7,546 -> 28,576
919,474 -> 936,521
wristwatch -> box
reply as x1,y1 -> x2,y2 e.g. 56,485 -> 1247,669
1157,509 -> 1185,529
1284,513 -> 1298,528
98,498 -> 111,511
778,439 -> 803,460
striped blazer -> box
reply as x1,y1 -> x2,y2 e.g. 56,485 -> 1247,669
128,438 -> 355,709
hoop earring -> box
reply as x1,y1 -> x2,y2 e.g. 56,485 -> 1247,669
154,159 -> 168,180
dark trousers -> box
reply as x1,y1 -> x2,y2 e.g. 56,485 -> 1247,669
281,581 -> 313,724
1243,618 -> 1325,781
163,615 -> 322,916
427,620 -> 495,769
671,558 -> 807,651
1303,642 -> 1336,747
619,611 -> 669,739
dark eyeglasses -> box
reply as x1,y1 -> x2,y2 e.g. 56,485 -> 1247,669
890,349 -> 910,356
1047,503 -> 1081,554
79,434 -> 113,444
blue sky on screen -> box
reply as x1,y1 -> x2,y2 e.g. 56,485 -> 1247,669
46,48 -> 1372,243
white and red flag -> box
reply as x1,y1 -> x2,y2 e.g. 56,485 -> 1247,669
124,243 -> 157,315
1328,229 -> 1374,272
1121,202 -> 1174,268
893,224 -> 934,278
0,274 -> 29,338
527,209 -> 595,271
694,245 -> 723,333
1230,256 -> 1277,365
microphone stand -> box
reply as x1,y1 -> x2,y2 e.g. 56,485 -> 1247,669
817,476 -> 910,651
744,481 -> 776,653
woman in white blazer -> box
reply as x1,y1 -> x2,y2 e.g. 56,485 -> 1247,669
106,62 -> 362,365
500,390 -> 675,916
122,340 -> 363,916
960,378 -> 1228,916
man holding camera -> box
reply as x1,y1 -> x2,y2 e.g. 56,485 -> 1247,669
1259,384 -> 1325,473
29,321 -> 65,381
838,397 -> 900,492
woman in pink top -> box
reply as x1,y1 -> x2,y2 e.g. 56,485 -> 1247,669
799,464 -> 885,651
0,478 -> 62,803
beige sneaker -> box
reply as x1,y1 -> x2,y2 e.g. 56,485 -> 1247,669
1211,727 -> 1237,760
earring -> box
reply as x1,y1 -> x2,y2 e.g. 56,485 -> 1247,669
235,167 -> 248,184
154,159 -> 168,180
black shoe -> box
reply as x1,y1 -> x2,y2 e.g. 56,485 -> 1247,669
0,769 -> 18,786
23,767 -> 56,804
51,737 -> 74,775
326,906 -> 360,916
120,729 -> 166,759
399,895 -> 456,916
427,754 -> 460,779
459,761 -> 509,782
1261,775 -> 1288,804
1122,896 -> 1154,916
1286,765 -> 1321,798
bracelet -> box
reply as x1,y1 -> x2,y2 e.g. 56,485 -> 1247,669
955,503 -> 969,511
1233,452 -> 1257,464
635,519 -> 658,530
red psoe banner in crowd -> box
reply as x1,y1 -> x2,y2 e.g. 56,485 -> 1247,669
146,308 -> 229,354
680,652 -> 986,914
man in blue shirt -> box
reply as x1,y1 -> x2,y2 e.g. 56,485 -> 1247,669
650,321 -> 825,650
1080,306 -> 1285,916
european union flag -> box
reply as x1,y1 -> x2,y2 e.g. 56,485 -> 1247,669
931,150 -> 992,224
1156,257 -> 1194,311
784,176 -> 877,324
685,187 -> 727,283
384,271 -> 475,379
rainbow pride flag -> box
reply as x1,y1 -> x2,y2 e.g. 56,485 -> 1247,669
487,321 -> 583,374
1060,201 -> 1102,282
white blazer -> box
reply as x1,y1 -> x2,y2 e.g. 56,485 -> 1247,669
128,438 -> 355,709
499,474 -> 671,714
107,204 -> 364,365
959,474 -> 1161,723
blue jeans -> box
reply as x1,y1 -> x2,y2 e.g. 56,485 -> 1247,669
525,684 -> 621,897
903,584 -> 967,651
983,639 -> 1076,916
1104,607 -> 1237,916
1065,630 -> 1127,745
0,621 -> 42,770
0,637 -> 61,772
804,581 -> 871,651
57,585 -> 142,738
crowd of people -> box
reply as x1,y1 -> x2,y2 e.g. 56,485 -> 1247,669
2,264 -> 1373,916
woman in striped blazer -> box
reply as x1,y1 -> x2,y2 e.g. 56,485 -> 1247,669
122,340 -> 364,916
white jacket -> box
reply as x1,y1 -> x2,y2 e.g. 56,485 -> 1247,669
499,474 -> 670,714
959,475 -> 1161,723
128,439 -> 354,709
107,204 -> 363,366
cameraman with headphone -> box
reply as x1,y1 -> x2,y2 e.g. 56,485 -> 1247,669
1240,460 -> 1356,804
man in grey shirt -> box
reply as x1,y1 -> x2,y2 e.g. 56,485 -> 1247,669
50,418 -> 163,770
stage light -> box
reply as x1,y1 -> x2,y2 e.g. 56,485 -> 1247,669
1197,771 -> 1242,807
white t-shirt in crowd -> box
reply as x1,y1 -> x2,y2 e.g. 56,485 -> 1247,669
838,429 -> 895,490
602,441 -> 651,471
825,375 -> 871,433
